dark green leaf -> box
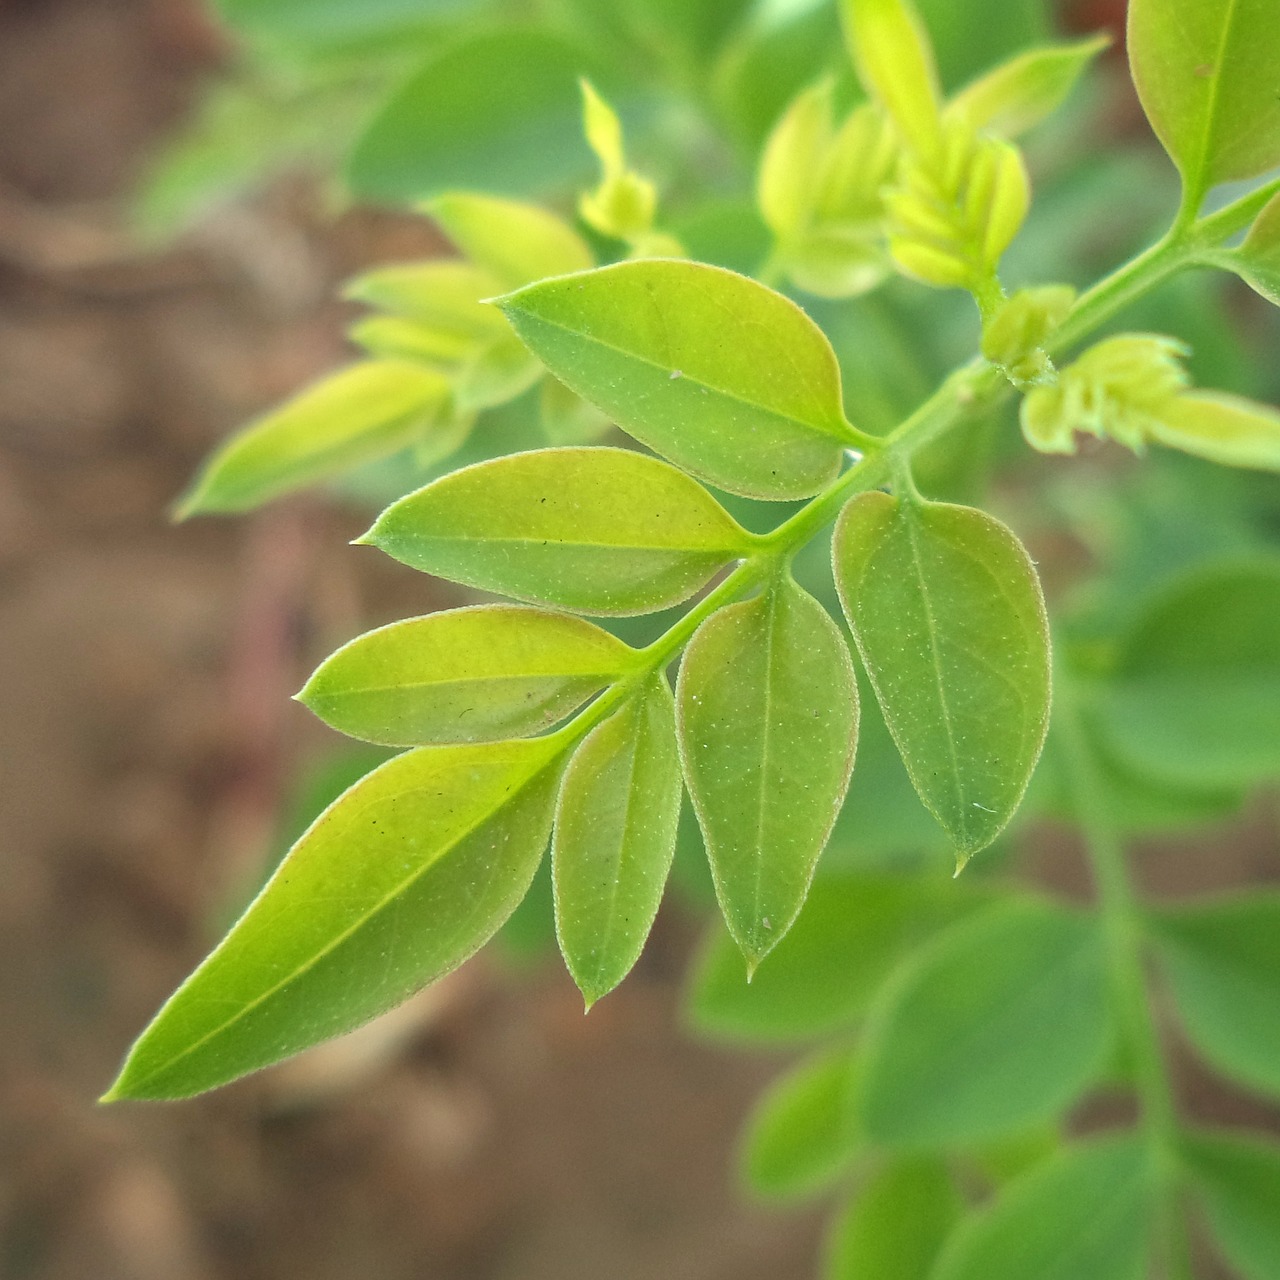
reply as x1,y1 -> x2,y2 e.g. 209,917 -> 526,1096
103,738 -> 564,1099
299,605 -> 636,746
686,873 -> 992,1043
1093,559 -> 1280,789
824,1158 -> 960,1280
677,575 -> 859,968
833,494 -> 1051,865
741,1049 -> 862,1202
348,30 -> 601,202
932,1137 -> 1152,1280
1185,1129 -> 1280,1280
498,260 -> 857,500
363,447 -> 753,616
553,675 -> 682,1006
1151,892 -> 1280,1098
859,898 -> 1110,1148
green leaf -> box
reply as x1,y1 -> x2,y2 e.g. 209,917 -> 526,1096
177,361 -> 451,517
1148,391 -> 1280,474
498,260 -> 856,500
363,447 -> 753,616
452,333 -> 543,413
947,36 -> 1109,139
858,898 -> 1111,1148
1185,1130 -> 1280,1280
348,30 -> 603,203
298,605 -> 636,747
216,0 -> 474,43
1127,0 -> 1280,204
426,192 -> 593,289
833,494 -> 1051,865
1093,559 -> 1280,789
343,260 -> 509,340
931,1137 -> 1152,1280
677,575 -> 859,968
686,873 -> 992,1043
1234,192 -> 1280,306
824,1158 -> 960,1280
553,675 -> 682,1006
102,738 -> 564,1100
539,375 -> 611,445
1151,892 -> 1280,1098
741,1049 -> 862,1202
348,315 -> 477,365
840,0 -> 943,157
758,78 -> 835,239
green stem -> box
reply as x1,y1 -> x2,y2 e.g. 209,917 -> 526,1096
1053,674 -> 1192,1280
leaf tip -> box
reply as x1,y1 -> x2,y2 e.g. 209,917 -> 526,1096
97,1084 -> 123,1105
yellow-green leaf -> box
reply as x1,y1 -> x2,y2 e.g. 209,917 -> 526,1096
176,361 -> 450,518
498,260 -> 858,500
1148,391 -> 1280,473
840,0 -> 943,158
553,674 -> 682,1006
758,79 -> 836,238
426,191 -> 593,289
299,605 -> 636,747
102,738 -> 564,1100
1235,192 -> 1280,306
363,447 -> 754,616
677,575 -> 859,968
833,494 -> 1050,863
342,260 -> 508,341
947,36 -> 1110,139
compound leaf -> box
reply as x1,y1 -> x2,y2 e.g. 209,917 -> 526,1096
498,260 -> 857,500
103,738 -> 564,1100
833,493 -> 1051,865
858,898 -> 1110,1148
299,605 -> 636,747
363,447 -> 753,616
677,575 -> 859,968
1128,0 -> 1280,204
931,1137 -> 1152,1280
742,1049 -> 862,1202
824,1158 -> 960,1280
177,361 -> 450,517
553,674 -> 682,1006
1185,1129 -> 1280,1280
1150,892 -> 1280,1098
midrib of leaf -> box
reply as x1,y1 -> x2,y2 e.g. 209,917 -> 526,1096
390,532 -> 743,556
509,307 -> 852,444
120,748 -> 558,1093
318,669 -> 617,701
749,589 -> 780,938
1191,0 -> 1242,199
581,696 -> 647,992
903,511 -> 969,849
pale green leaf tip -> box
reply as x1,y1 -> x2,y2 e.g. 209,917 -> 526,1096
349,530 -> 377,547
169,487 -> 203,523
98,1083 -> 124,1105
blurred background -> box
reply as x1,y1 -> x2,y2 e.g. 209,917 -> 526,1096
0,1 -> 1276,1277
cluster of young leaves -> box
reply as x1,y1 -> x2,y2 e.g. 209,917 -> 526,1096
112,0 -> 1280,1277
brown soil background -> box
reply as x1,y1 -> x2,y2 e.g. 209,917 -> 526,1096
0,3 -> 1274,1279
